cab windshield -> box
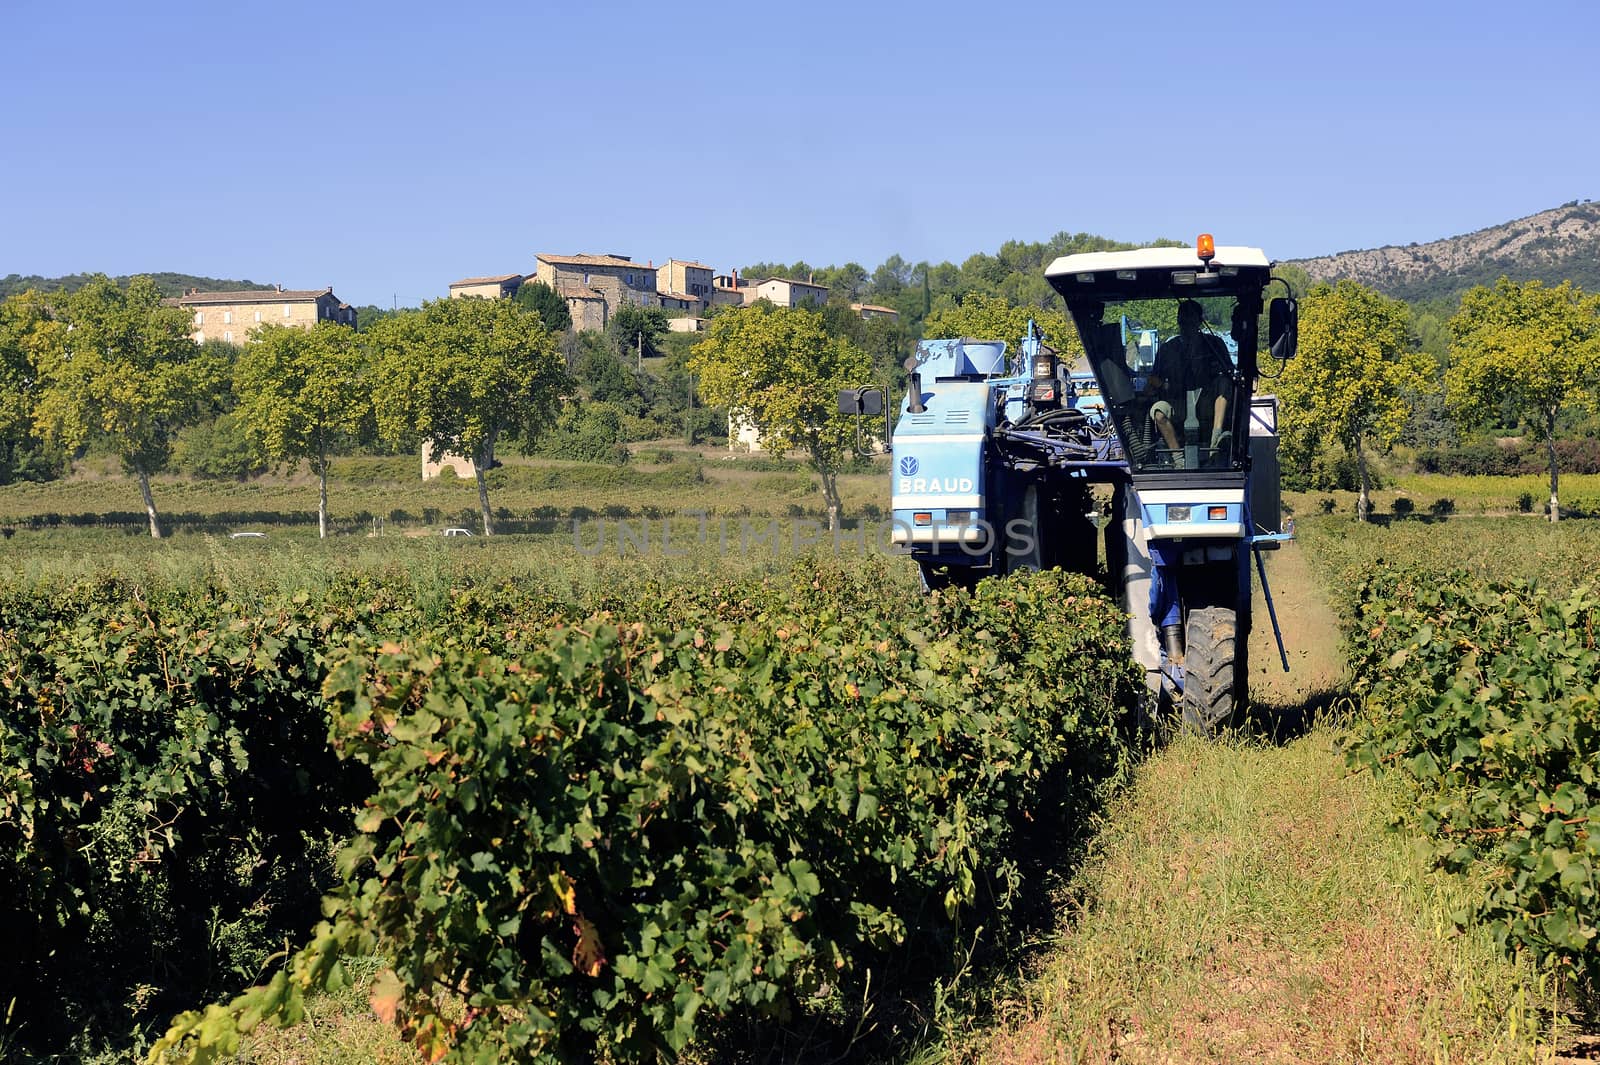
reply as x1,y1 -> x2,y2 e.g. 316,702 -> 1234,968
1077,296 -> 1251,474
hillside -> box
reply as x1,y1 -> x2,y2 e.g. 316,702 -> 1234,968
1288,200 -> 1600,304
0,271 -> 271,300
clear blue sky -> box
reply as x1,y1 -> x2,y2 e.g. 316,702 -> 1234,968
3,0 -> 1595,308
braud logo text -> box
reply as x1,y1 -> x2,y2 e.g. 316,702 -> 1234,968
897,476 -> 975,494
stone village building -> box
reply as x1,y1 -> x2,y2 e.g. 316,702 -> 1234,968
173,286 -> 355,344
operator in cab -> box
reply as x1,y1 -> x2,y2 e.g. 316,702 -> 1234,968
1147,300 -> 1233,460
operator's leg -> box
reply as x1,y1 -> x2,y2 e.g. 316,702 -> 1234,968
1149,401 -> 1180,452
1149,541 -> 1184,661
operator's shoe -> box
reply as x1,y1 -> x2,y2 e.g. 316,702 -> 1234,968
1160,623 -> 1185,663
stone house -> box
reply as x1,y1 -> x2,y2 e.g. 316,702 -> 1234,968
657,260 -> 715,302
174,286 -> 354,344
533,254 -> 658,330
449,273 -> 526,300
657,291 -> 702,314
751,276 -> 829,309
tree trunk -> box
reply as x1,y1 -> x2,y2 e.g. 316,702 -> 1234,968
1548,411 -> 1561,523
475,441 -> 495,536
1354,436 -> 1371,523
820,470 -> 841,533
317,435 -> 329,539
135,465 -> 163,539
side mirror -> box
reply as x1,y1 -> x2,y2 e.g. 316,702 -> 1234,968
1269,297 -> 1298,360
838,388 -> 886,416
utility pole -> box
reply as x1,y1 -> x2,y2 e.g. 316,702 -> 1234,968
636,330 -> 642,370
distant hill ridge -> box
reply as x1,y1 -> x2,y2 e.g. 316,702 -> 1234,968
9,200 -> 1598,311
1287,201 -> 1600,305
0,272 -> 271,300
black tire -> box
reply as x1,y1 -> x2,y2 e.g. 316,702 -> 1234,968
1005,485 -> 1044,573
1182,605 -> 1239,732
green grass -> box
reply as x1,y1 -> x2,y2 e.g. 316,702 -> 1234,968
0,452 -> 891,535
964,730 -> 1562,1064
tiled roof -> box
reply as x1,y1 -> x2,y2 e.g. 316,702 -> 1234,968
450,273 -> 524,287
665,259 -> 713,271
656,290 -> 700,302
178,288 -> 332,306
538,253 -> 655,270
556,281 -> 605,300
852,303 -> 899,314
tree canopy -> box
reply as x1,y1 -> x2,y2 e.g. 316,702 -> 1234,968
234,321 -> 372,536
690,305 -> 874,530
32,275 -> 223,536
1276,280 -> 1432,521
512,281 -> 573,333
370,297 -> 568,534
1446,278 -> 1600,521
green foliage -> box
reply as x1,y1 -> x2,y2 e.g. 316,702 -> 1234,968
149,562 -> 1140,1064
1276,280 -> 1433,520
170,413 -> 267,480
690,306 -> 874,528
369,297 -> 570,534
0,290 -> 61,485
32,275 -> 228,536
0,272 -> 273,301
607,305 -> 670,360
530,401 -> 631,465
922,293 -> 1081,359
1447,278 -> 1600,520
0,580 -> 381,1057
512,281 -> 573,334
569,333 -> 647,416
1345,568 -> 1600,989
234,322 -> 372,535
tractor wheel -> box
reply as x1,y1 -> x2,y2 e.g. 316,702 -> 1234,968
1006,485 -> 1045,573
1182,605 -> 1241,732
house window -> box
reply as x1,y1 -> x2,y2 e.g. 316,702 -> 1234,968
224,331 -> 233,343
194,311 -> 204,325
196,332 -> 205,343
222,310 -> 232,324
283,305 -> 291,317
254,310 -> 262,322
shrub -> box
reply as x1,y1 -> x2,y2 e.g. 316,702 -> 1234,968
534,402 -> 633,465
1346,569 -> 1600,990
170,414 -> 267,480
151,565 -> 1143,1064
1517,491 -> 1535,513
1428,497 -> 1455,518
1392,497 -> 1415,518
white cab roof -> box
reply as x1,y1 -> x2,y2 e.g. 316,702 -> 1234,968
1045,246 -> 1270,277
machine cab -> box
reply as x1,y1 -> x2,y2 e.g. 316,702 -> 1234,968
1045,242 -> 1275,483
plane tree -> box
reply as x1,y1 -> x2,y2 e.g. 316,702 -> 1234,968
1447,278 -> 1600,522
234,321 -> 372,537
32,275 -> 222,537
690,304 -> 873,531
1276,280 -> 1432,522
370,297 -> 568,535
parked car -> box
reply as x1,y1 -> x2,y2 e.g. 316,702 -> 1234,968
441,527 -> 474,537
229,531 -> 268,539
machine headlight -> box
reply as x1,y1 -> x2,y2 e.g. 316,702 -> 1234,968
946,509 -> 975,525
1167,505 -> 1192,522
1208,506 -> 1228,520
